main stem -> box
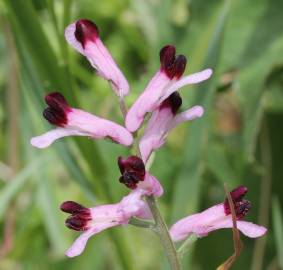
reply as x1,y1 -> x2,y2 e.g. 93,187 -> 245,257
146,196 -> 181,270
120,101 -> 180,269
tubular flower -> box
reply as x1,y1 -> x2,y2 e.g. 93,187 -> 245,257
65,19 -> 129,97
125,45 -> 212,132
118,155 -> 163,197
30,92 -> 133,148
60,190 -> 152,257
169,186 -> 267,242
139,92 -> 204,162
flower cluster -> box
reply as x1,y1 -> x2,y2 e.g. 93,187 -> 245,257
31,19 -> 266,258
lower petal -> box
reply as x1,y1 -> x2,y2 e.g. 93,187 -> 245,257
219,220 -> 267,238
30,128 -> 86,148
65,222 -> 119,257
160,69 -> 213,103
167,106 -> 204,132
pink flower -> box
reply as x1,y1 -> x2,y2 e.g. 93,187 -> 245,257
118,155 -> 163,197
125,45 -> 212,132
65,19 -> 129,97
169,186 -> 267,242
60,190 -> 152,257
139,92 -> 204,162
30,92 -> 133,148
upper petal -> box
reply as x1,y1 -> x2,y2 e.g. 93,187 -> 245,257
31,108 -> 133,148
65,20 -> 130,97
170,204 -> 227,241
68,109 -> 133,146
125,71 -> 172,132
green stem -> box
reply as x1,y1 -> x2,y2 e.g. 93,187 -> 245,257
146,196 -> 181,270
129,217 -> 155,228
177,234 -> 198,257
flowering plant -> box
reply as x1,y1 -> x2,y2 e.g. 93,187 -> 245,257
31,19 -> 266,270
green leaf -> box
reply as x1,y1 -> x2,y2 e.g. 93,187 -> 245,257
35,161 -> 69,256
0,156 -> 47,220
3,0 -> 73,97
237,36 -> 283,161
206,143 -> 236,185
272,196 -> 283,269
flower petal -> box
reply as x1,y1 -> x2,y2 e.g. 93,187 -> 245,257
169,213 -> 203,241
90,204 -> 120,222
139,106 -> 173,162
169,105 -> 204,130
210,219 -> 267,238
160,69 -> 213,103
65,222 -> 119,257
68,109 -> 133,145
118,189 -> 152,220
137,173 -> 164,197
169,203 -> 267,242
65,20 -> 129,97
30,128 -> 86,148
139,105 -> 204,163
31,109 -> 133,148
125,71 -> 172,132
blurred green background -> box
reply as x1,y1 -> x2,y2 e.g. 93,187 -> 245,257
0,0 -> 282,269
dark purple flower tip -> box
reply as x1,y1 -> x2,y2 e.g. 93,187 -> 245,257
159,45 -> 187,79
230,185 -> 248,201
75,19 -> 99,48
43,92 -> 71,127
60,201 -> 90,216
118,156 -> 145,190
160,92 -> 182,115
160,45 -> 176,69
173,55 -> 187,79
61,201 -> 92,231
65,214 -> 91,231
224,186 -> 251,219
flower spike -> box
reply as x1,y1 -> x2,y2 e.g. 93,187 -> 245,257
65,19 -> 130,97
31,92 -> 133,148
125,45 -> 212,132
169,186 -> 267,242
139,92 -> 204,162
